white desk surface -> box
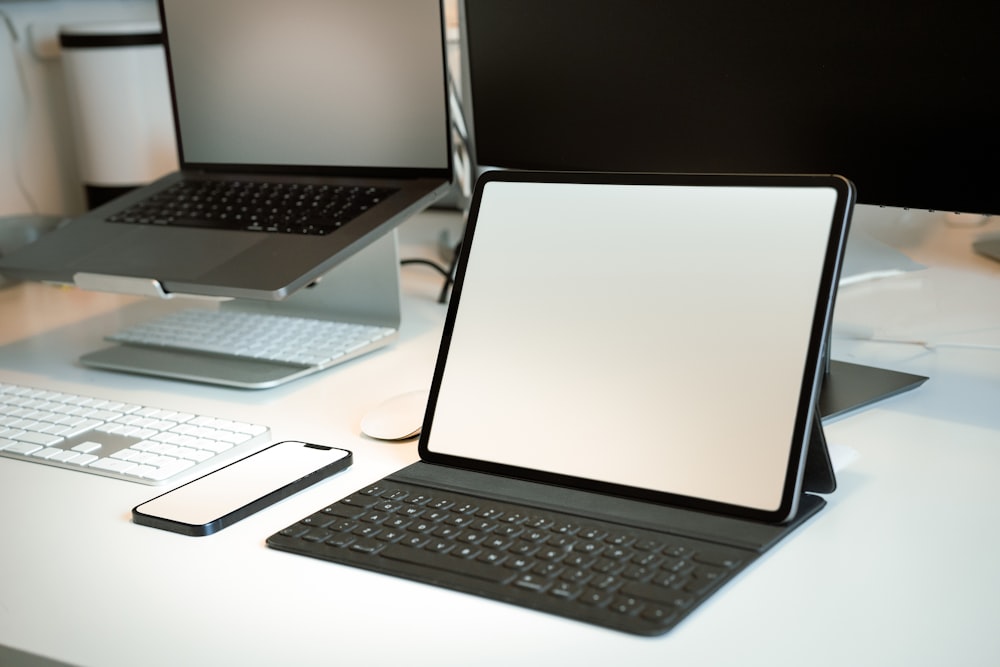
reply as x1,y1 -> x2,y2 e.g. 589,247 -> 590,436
2,207 -> 999,667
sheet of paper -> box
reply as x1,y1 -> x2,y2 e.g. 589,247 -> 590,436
840,230 -> 924,286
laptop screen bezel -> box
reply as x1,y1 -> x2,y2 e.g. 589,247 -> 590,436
417,170 -> 854,524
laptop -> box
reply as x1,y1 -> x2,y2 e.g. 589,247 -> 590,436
0,0 -> 452,301
268,171 -> 853,635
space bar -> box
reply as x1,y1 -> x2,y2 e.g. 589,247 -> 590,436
380,545 -> 516,584
165,217 -> 246,230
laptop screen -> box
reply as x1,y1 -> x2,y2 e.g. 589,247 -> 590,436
160,0 -> 450,172
420,172 -> 853,522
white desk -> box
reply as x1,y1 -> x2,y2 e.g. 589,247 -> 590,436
2,207 -> 999,667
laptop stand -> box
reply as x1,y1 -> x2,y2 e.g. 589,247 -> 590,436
78,231 -> 402,388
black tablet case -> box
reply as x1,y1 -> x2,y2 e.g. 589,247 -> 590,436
386,410 -> 834,561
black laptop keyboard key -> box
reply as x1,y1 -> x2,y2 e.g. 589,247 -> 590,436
108,181 -> 398,235
266,480 -> 754,636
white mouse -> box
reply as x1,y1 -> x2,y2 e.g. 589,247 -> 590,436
360,389 -> 429,441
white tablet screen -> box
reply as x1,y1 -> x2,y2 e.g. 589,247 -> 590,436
423,174 -> 849,519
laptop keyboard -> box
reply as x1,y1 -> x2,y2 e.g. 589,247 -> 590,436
108,309 -> 396,370
267,479 -> 753,636
108,180 -> 398,235
0,382 -> 270,484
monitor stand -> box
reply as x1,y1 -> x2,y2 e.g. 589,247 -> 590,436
79,231 -> 402,388
973,233 -> 1000,263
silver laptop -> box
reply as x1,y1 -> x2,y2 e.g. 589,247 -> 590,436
268,171 -> 854,635
0,0 -> 452,301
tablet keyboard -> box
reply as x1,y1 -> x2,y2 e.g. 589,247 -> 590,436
268,480 -> 752,636
0,382 -> 270,484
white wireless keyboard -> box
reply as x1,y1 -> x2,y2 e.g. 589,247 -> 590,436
107,309 -> 397,368
0,382 -> 270,484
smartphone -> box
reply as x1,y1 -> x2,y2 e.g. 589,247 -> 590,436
132,441 -> 352,536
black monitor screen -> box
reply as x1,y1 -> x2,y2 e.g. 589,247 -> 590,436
461,1 -> 1000,215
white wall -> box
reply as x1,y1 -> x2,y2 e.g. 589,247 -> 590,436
0,0 -> 160,218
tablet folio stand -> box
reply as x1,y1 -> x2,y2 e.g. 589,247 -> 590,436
386,412 -> 836,563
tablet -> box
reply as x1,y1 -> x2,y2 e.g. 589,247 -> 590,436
419,171 -> 854,522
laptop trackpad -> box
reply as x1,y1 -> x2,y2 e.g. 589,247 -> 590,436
74,226 -> 259,280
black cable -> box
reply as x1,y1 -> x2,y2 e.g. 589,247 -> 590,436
400,258 -> 451,279
438,237 -> 462,304
400,257 -> 454,304
399,236 -> 463,304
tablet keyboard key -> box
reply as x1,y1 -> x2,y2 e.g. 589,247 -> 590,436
380,543 -> 516,584
620,580 -> 695,609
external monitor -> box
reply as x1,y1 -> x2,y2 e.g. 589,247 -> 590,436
458,0 -> 999,416
459,1 -> 999,215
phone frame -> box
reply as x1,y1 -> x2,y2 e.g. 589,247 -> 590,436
132,441 -> 352,536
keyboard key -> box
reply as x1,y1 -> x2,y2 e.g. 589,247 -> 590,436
29,447 -> 64,459
14,431 -> 63,447
90,458 -> 138,474
72,441 -> 103,454
514,574 -> 551,593
620,581 -> 695,608
3,441 -> 42,456
610,595 -> 644,616
641,605 -> 678,625
48,450 -> 81,463
549,581 -> 582,599
380,543 -> 516,584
